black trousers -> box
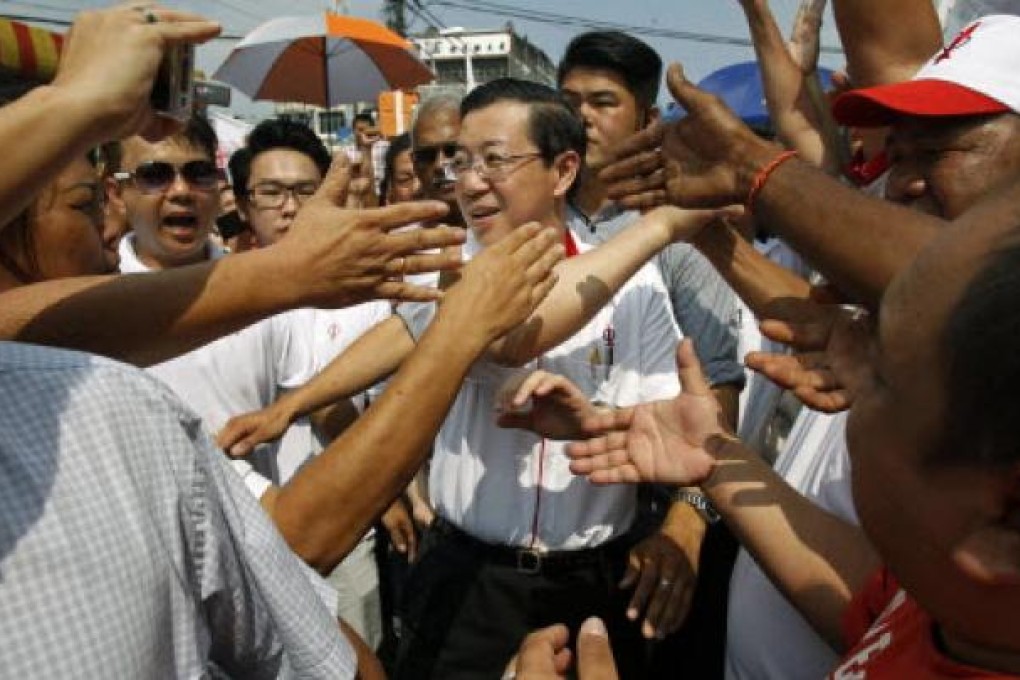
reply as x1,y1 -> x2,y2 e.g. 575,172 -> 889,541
393,526 -> 651,680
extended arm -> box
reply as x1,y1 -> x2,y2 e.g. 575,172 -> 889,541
567,340 -> 877,648
489,207 -> 728,365
218,316 -> 415,456
738,0 -> 841,172
601,65 -> 946,305
263,223 -> 563,573
0,177 -> 462,366
0,6 -> 220,229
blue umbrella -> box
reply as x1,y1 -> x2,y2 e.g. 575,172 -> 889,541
666,61 -> 835,129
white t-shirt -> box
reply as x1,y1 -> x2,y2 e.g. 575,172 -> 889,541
725,409 -> 858,680
402,233 -> 683,550
119,235 -> 317,498
275,302 -> 391,484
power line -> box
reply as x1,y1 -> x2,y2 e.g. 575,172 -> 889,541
426,0 -> 843,54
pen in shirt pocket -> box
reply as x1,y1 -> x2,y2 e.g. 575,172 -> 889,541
602,325 -> 615,367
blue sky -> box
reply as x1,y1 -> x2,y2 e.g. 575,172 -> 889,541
8,0 -> 846,117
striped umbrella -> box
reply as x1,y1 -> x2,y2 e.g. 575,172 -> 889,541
0,18 -> 63,83
212,13 -> 433,107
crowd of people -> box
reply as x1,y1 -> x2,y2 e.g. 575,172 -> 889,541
0,1 -> 1018,679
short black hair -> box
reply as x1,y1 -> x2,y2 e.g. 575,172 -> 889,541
380,132 -> 413,206
939,235 -> 1020,468
228,147 -> 253,204
353,111 -> 375,127
460,77 -> 586,166
231,118 -> 331,203
105,113 -> 218,173
557,31 -> 663,110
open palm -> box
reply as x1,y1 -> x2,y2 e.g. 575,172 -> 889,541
567,340 -> 724,486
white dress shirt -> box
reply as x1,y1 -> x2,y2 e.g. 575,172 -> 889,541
401,233 -> 682,550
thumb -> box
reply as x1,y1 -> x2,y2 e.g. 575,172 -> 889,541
675,339 -> 711,396
317,153 -> 353,206
576,618 -> 620,680
666,63 -> 699,114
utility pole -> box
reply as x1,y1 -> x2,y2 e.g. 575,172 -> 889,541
383,0 -> 408,36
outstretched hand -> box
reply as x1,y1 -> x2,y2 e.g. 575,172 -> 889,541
745,301 -> 869,413
600,64 -> 781,212
495,370 -> 598,440
566,339 -> 727,486
217,402 -> 294,457
276,154 -> 467,308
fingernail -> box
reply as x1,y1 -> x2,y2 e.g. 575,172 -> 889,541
580,617 -> 607,638
626,608 -> 638,620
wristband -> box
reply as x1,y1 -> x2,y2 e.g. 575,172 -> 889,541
746,150 -> 798,213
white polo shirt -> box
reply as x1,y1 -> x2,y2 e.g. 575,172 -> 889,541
119,235 -> 317,498
401,232 -> 682,550
275,302 -> 391,484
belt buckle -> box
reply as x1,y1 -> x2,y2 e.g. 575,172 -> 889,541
516,547 -> 542,575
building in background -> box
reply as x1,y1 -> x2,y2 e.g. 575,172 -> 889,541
411,23 -> 556,97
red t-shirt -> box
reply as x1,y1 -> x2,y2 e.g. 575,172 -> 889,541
830,568 -> 1019,679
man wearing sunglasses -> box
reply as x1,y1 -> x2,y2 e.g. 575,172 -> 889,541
107,116 -> 321,504
110,115 -> 222,271
410,95 -> 464,226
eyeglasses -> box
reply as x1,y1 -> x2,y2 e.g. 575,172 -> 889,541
450,151 -> 544,181
412,142 -> 458,166
247,182 -> 320,210
114,160 -> 219,194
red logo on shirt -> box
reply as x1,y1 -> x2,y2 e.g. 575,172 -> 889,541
935,22 -> 980,63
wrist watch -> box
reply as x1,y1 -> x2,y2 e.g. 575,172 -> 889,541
676,488 -> 721,524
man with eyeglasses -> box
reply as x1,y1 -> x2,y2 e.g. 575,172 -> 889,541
229,117 -> 400,651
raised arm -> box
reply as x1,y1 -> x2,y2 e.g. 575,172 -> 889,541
218,315 -> 415,456
566,340 -> 877,648
737,0 -> 842,172
692,220 -> 813,318
601,65 -> 945,305
0,166 -> 464,366
266,223 -> 564,572
832,0 -> 941,86
488,206 -> 731,366
0,6 -> 220,230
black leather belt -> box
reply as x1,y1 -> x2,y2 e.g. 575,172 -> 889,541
429,516 -> 633,576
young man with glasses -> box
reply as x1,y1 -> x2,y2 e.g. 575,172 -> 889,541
230,117 -> 398,651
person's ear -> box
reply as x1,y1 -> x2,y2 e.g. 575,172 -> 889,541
951,468 -> 1020,586
552,150 -> 581,199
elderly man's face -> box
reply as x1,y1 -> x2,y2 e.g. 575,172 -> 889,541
884,113 -> 1020,219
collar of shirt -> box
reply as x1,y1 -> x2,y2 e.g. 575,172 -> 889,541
117,233 -> 226,274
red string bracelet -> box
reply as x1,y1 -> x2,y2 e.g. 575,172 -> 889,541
746,150 -> 798,213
